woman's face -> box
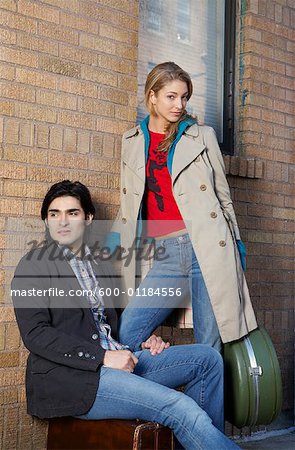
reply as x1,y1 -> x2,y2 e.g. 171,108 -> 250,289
150,79 -> 189,126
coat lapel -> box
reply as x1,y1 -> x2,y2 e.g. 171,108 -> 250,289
171,130 -> 206,184
122,128 -> 146,184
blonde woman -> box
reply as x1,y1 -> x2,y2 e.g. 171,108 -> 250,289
110,62 -> 257,352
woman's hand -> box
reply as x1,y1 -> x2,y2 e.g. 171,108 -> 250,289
141,334 -> 170,355
103,350 -> 138,372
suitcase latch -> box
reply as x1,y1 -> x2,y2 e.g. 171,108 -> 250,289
249,366 -> 263,377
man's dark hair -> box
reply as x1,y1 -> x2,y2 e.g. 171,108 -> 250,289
41,180 -> 96,220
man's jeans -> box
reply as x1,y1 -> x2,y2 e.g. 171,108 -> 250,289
119,234 -> 221,352
76,344 -> 239,450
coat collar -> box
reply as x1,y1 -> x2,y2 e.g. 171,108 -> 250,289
171,129 -> 205,184
122,117 -> 205,184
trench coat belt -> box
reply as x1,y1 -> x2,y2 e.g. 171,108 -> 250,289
221,209 -> 245,305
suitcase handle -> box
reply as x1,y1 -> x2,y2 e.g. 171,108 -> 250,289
244,335 -> 262,426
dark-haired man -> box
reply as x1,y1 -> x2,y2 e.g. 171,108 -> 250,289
11,180 -> 240,450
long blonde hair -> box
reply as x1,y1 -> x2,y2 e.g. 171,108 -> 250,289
145,62 -> 194,152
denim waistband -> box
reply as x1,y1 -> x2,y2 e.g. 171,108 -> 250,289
155,233 -> 191,248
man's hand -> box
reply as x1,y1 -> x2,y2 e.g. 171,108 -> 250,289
141,334 -> 170,356
103,350 -> 138,372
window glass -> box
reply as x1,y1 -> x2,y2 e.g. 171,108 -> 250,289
146,0 -> 163,33
137,0 -> 225,141
177,0 -> 191,42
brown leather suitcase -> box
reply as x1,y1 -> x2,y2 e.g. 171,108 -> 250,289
47,417 -> 174,450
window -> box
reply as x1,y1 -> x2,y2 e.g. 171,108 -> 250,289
177,0 -> 191,42
146,0 -> 163,33
137,0 -> 235,154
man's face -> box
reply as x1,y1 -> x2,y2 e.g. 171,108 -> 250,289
46,196 -> 92,254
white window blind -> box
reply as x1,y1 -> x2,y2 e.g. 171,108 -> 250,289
137,0 -> 225,141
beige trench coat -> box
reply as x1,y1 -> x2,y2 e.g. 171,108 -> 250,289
115,123 -> 257,343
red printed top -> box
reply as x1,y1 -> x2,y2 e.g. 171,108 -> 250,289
144,130 -> 186,237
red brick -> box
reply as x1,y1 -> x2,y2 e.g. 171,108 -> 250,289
247,230 -> 273,243
260,217 -> 285,231
284,196 -> 295,208
273,124 -> 295,140
274,99 -> 294,114
273,207 -> 295,221
274,150 -> 295,165
261,243 -> 294,257
261,83 -> 286,99
245,146 -> 274,161
274,74 -> 294,88
261,59 -> 286,74
261,109 -> 285,124
247,204 -> 274,218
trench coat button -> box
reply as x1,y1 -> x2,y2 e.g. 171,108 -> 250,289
91,356 -> 96,360
78,351 -> 84,357
200,184 -> 207,191
122,217 -> 127,224
219,240 -> 226,247
85,353 -> 90,358
92,333 -> 99,340
64,353 -> 68,357
210,212 -> 217,218
123,188 -> 127,194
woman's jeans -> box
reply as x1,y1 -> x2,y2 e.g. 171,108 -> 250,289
119,234 -> 221,352
76,344 -> 239,450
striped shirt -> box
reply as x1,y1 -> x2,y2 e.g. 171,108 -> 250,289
62,245 -> 127,351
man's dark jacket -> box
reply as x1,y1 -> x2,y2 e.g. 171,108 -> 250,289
11,243 -> 118,419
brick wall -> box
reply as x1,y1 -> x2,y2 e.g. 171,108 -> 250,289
0,1 -> 138,448
0,0 -> 294,448
234,0 -> 294,416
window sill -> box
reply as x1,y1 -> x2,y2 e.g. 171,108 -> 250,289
223,156 -> 264,179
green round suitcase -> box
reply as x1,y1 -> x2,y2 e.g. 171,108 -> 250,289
224,326 -> 282,428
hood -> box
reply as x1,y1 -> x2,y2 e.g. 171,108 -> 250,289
140,115 -> 196,174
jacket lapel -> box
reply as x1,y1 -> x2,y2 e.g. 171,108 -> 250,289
172,128 -> 206,184
122,128 -> 146,184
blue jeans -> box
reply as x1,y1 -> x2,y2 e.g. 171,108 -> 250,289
119,234 -> 221,352
76,345 -> 239,449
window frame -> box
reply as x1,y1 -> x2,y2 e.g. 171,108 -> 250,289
221,0 -> 236,155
